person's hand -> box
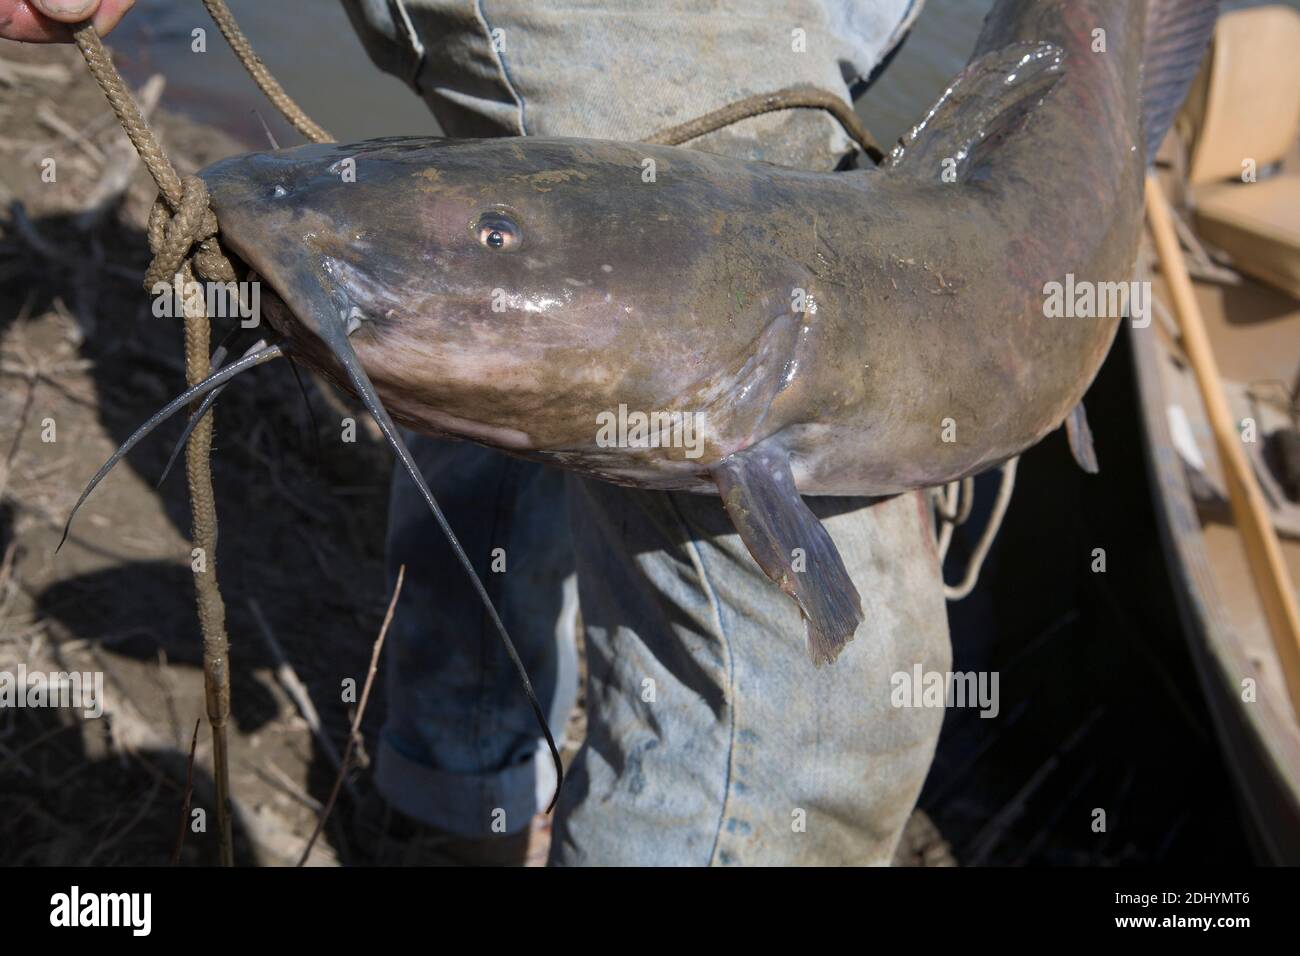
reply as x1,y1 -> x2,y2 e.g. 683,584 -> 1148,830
0,0 -> 134,43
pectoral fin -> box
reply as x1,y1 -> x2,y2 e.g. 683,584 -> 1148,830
1065,402 -> 1100,474
712,445 -> 863,665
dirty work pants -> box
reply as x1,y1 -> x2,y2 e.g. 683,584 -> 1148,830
345,0 -> 951,864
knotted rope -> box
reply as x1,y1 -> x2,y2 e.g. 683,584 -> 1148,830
69,1 -> 329,866
143,178 -> 229,287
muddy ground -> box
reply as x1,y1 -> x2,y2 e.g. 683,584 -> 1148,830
0,41 -> 432,866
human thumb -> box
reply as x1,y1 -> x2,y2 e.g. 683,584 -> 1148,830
31,1 -> 101,23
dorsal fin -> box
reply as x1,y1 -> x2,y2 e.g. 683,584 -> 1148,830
885,41 -> 1064,182
1142,0 -> 1219,163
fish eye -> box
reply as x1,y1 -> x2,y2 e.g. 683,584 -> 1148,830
472,210 -> 522,252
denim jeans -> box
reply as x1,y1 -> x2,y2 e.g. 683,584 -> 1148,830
347,0 -> 950,864
378,437 -> 579,836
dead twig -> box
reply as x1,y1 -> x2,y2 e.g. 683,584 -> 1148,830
34,101 -> 107,165
297,566 -> 404,867
252,762 -> 323,813
171,718 -> 201,864
8,200 -> 64,261
247,597 -> 354,800
0,363 -> 38,507
0,57 -> 70,87
0,540 -> 20,637
84,770 -> 164,866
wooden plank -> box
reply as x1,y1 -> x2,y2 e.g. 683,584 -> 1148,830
1146,174 -> 1300,721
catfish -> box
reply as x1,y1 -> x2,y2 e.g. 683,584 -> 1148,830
70,0 -> 1217,668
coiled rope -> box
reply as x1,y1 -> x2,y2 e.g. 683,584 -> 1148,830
932,457 -> 1019,601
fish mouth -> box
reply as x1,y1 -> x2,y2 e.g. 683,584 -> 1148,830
208,216 -> 420,473
198,165 -> 565,800
208,194 -> 540,456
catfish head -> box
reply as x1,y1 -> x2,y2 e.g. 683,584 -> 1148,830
200,136 -> 811,488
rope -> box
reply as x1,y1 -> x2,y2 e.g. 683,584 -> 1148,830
73,21 -> 236,866
68,13 -> 322,867
934,476 -> 975,526
647,84 -> 886,165
201,0 -> 333,144
934,457 -> 1019,601
71,24 -> 183,205
933,477 -> 970,563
